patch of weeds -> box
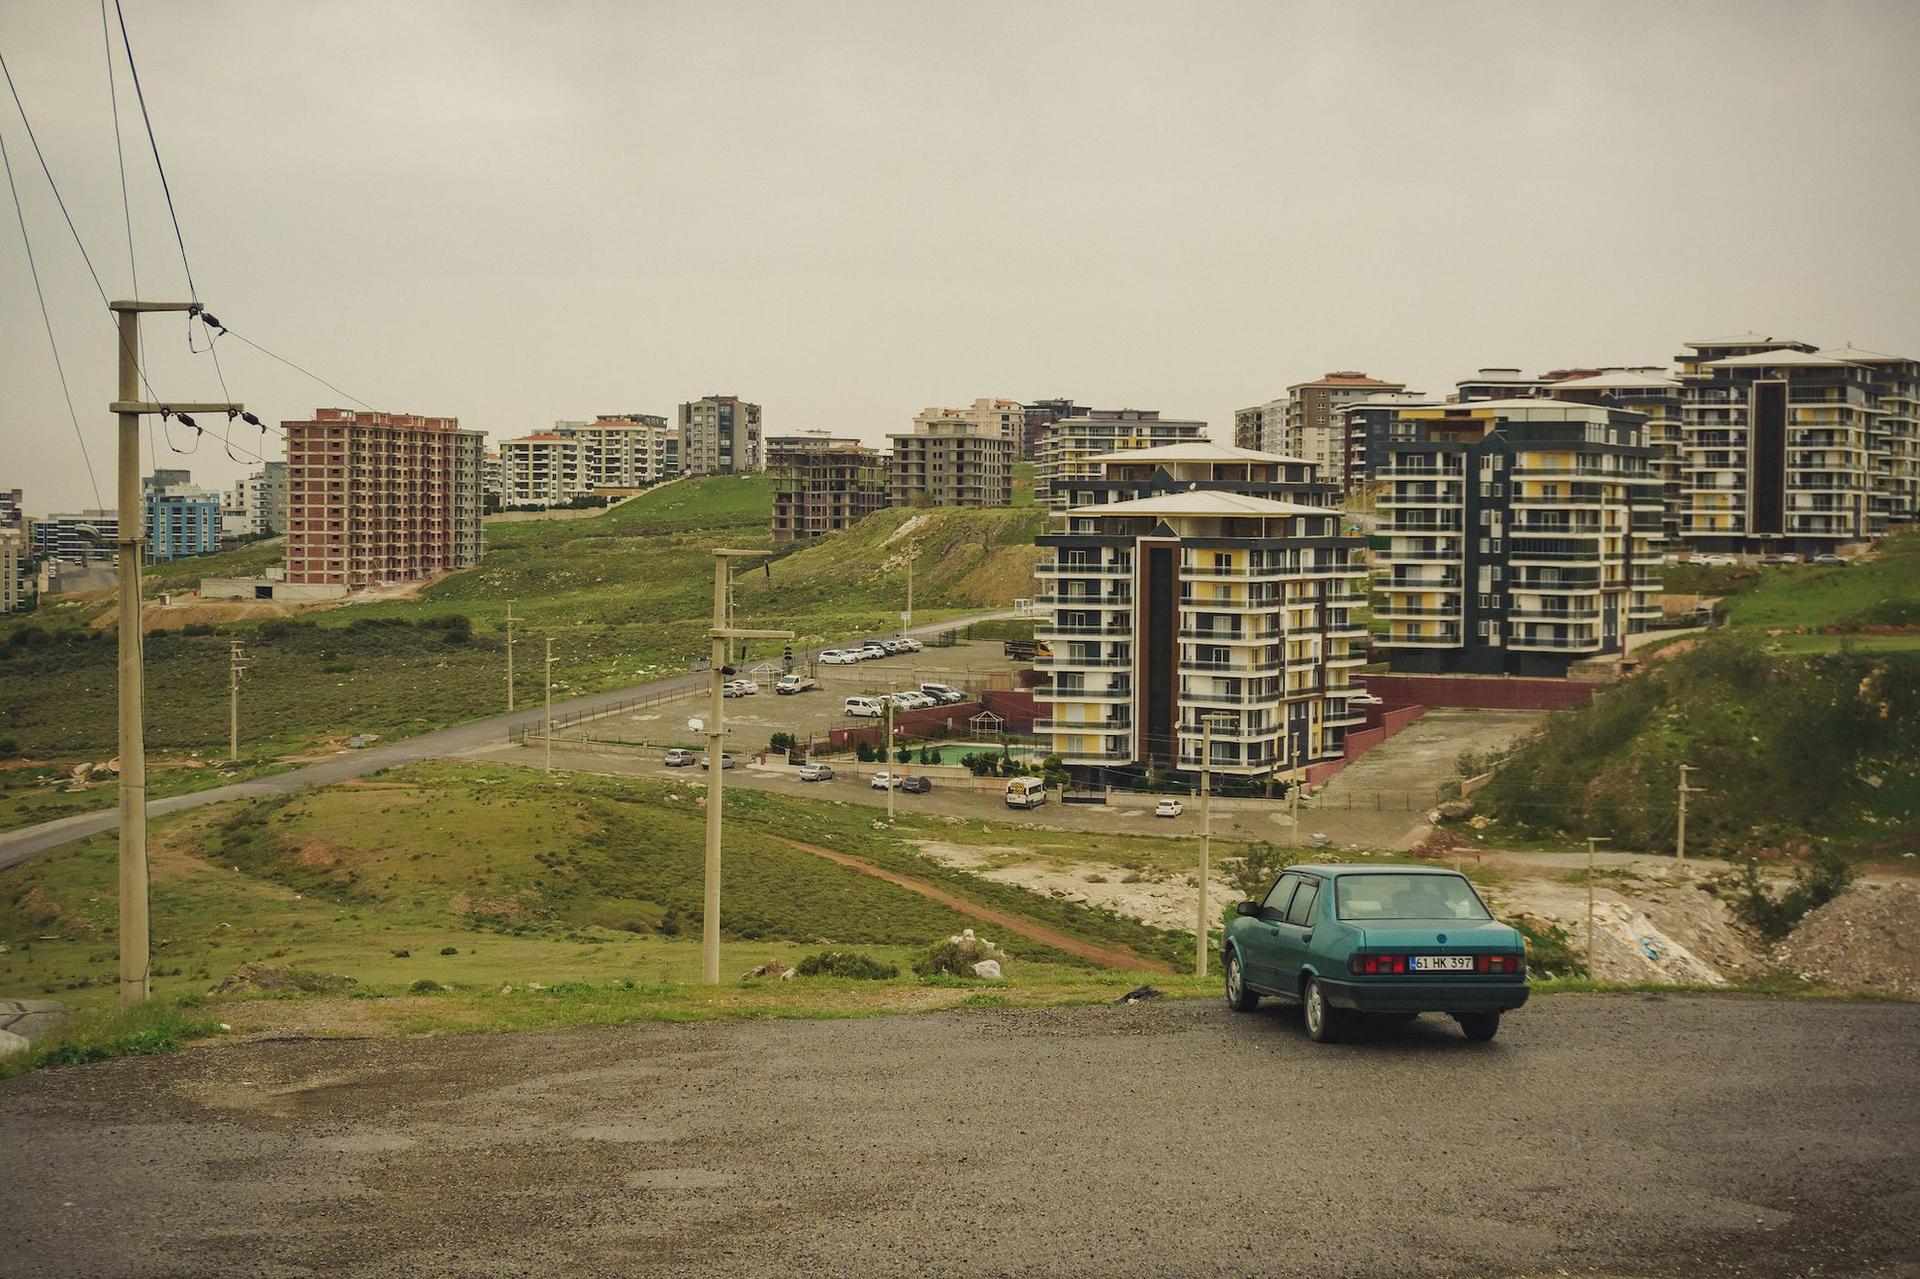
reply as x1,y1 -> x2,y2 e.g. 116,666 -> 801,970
795,950 -> 899,980
1730,849 -> 1855,941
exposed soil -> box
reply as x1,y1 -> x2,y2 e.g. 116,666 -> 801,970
1774,881 -> 1920,998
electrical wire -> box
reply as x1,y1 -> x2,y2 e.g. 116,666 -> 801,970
0,45 -> 111,308
109,0 -> 191,301
218,325 -> 377,412
100,0 -> 136,300
3,127 -> 104,509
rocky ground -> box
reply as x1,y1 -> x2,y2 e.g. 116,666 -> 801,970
1774,881 -> 1920,998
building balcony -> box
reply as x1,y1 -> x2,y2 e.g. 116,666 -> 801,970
1043,684 -> 1133,702
1036,560 -> 1133,579
1508,606 -> 1602,623
1507,633 -> 1604,652
1038,653 -> 1134,671
1033,717 -> 1133,734
1179,656 -> 1284,675
1381,628 -> 1463,648
1375,602 -> 1461,618
1034,593 -> 1133,609
1037,621 -> 1134,638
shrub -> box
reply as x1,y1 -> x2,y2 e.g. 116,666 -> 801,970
1731,850 -> 1855,941
1222,842 -> 1288,901
795,950 -> 899,980
1041,754 -> 1070,788
770,731 -> 797,754
438,945 -> 459,956
894,746 -> 912,764
912,933 -> 1006,979
856,740 -> 878,763
391,948 -> 410,958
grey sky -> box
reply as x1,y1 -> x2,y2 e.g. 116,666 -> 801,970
5,0 -> 1918,513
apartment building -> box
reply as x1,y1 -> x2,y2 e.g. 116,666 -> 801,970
1551,370 -> 1684,543
577,415 -> 673,491
1822,345 -> 1920,532
1283,373 -> 1406,489
1035,441 -> 1367,784
1340,392 -> 1434,493
1232,399 -> 1286,454
1022,399 -> 1086,462
679,396 -> 762,476
500,432 -> 586,506
0,530 -> 27,612
1674,334 -> 1904,552
1455,368 -> 1556,401
144,472 -> 222,562
1039,409 -> 1209,509
0,488 -> 23,531
482,453 -> 505,510
34,510 -> 117,564
282,408 -> 487,589
890,402 -> 1019,507
768,433 -> 889,543
224,462 -> 289,537
1374,399 -> 1662,676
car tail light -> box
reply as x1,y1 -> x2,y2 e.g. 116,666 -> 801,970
1348,953 -> 1409,976
1476,954 -> 1522,975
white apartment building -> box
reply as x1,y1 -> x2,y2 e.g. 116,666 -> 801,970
501,432 -> 587,506
1039,409 -> 1210,509
890,401 -> 1020,507
1283,373 -> 1406,489
1035,442 -> 1367,783
499,416 -> 673,506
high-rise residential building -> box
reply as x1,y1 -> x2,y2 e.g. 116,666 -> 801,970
1551,370 -> 1685,543
1455,367 -> 1557,401
1022,399 -> 1087,462
34,510 -> 117,565
679,396 -> 762,476
1233,399 -> 1287,454
1035,441 -> 1367,784
1673,334 -> 1914,552
768,433 -> 890,543
1039,408 -> 1210,509
0,488 -> 23,530
501,432 -> 586,506
0,530 -> 28,612
1282,373 -> 1406,489
890,401 -> 1020,507
482,452 -> 505,510
224,461 -> 289,537
282,408 -> 487,589
143,472 -> 222,562
1814,345 -> 1919,535
1340,392 -> 1435,493
1374,399 -> 1662,675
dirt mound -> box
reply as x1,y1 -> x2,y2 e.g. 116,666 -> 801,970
1773,882 -> 1920,998
212,964 -> 358,996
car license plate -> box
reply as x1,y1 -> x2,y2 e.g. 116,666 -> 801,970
1411,955 -> 1472,972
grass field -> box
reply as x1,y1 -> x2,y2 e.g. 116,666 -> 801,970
0,478 -> 1044,828
1716,533 -> 1920,630
0,760 -> 1204,1020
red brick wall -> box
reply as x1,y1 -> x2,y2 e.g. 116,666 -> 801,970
1365,674 -> 1594,711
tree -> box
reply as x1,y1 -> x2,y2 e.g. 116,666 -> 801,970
1222,842 -> 1289,901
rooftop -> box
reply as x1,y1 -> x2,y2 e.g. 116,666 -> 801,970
1287,371 -> 1404,391
1552,369 -> 1681,390
1683,332 -> 1811,351
1086,440 -> 1307,466
1705,350 -> 1859,369
1815,344 -> 1912,364
1067,490 -> 1329,518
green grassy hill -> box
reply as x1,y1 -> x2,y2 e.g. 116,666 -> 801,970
1476,637 -> 1920,857
0,761 -> 1188,1018
0,479 -> 1044,826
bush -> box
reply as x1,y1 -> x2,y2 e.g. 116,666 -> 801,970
894,746 -> 912,764
770,731 -> 797,754
438,945 -> 459,956
1731,850 -> 1856,941
795,950 -> 899,980
912,933 -> 1006,979
1222,842 -> 1288,901
856,740 -> 878,763
1041,753 -> 1070,788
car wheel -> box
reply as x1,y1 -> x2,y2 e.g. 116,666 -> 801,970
1302,976 -> 1343,1043
1224,951 -> 1259,1013
1456,1011 -> 1500,1042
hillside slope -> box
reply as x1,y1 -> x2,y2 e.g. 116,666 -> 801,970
1476,636 -> 1920,857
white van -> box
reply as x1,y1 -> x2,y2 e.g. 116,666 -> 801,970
1004,777 -> 1048,809
844,696 -> 885,718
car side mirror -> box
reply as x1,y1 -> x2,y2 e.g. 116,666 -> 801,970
1235,900 -> 1261,917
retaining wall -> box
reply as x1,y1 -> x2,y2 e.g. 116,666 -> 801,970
1365,673 -> 1595,711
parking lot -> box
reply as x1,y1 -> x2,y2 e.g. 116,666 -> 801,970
553,640 -> 1026,753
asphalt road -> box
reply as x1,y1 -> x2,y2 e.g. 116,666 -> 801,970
2,996 -> 1913,1278
0,612 -> 1014,873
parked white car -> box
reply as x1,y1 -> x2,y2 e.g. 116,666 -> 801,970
870,771 -> 896,790
1155,797 -> 1183,818
819,649 -> 860,665
798,762 -> 835,782
897,637 -> 924,653
1348,692 -> 1383,707
844,696 -> 885,718
920,683 -> 964,705
890,691 -> 934,710
723,678 -> 758,698
858,643 -> 888,660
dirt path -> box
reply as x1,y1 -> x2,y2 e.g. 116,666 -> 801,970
775,837 -> 1173,973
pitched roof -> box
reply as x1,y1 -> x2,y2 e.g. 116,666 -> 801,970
1066,490 -> 1330,518
1705,350 -> 1858,369
1815,345 -> 1911,364
1287,371 -> 1404,392
1683,332 -> 1810,350
1552,369 -> 1681,390
1085,440 -> 1308,466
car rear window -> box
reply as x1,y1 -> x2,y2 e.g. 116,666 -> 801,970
1335,873 -> 1491,922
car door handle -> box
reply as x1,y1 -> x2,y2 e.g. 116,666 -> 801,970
1299,932 -> 1312,944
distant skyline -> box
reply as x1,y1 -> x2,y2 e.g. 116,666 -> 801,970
4,0 -> 1918,512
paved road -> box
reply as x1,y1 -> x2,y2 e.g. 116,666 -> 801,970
2,996 -> 1911,1277
0,612 -> 1014,872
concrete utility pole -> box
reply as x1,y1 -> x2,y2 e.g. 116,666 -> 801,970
884,694 -> 897,822
1585,835 -> 1610,976
544,637 -> 555,774
1676,764 -> 1703,862
904,558 -> 913,634
702,549 -> 794,985
505,601 -> 517,711
1197,713 -> 1232,979
227,639 -> 249,762
109,300 -> 242,1005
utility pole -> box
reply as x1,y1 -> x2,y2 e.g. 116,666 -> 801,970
1197,712 -> 1234,978
1586,835 -> 1610,976
1676,763 -> 1703,862
884,694 -> 896,822
544,637 -> 555,774
904,558 -> 913,634
227,639 -> 249,762
702,549 -> 794,985
109,300 -> 242,1005
505,601 -> 517,711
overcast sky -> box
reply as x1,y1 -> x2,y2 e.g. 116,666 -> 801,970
4,0 -> 1918,513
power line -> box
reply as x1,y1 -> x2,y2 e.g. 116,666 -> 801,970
100,0 -> 136,300
2,127 -> 103,509
110,0 -> 192,301
218,325 -> 377,412
0,45 -> 111,308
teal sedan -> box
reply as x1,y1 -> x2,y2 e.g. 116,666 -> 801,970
1222,864 -> 1528,1043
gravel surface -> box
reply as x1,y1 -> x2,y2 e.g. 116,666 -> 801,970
2,996 -> 1915,1278
1776,882 -> 1920,999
